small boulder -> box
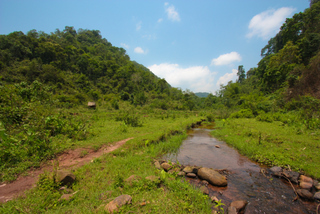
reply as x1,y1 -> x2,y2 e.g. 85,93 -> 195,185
197,167 -> 227,187
270,166 -> 283,177
177,171 -> 185,176
314,192 -> 320,200
299,181 -> 313,190
186,173 -> 197,178
211,196 -> 219,202
299,175 -> 313,183
60,193 -> 74,201
199,186 -> 209,195
56,170 -> 76,186
154,160 -> 161,169
183,166 -> 194,173
125,175 -> 141,186
227,206 -> 237,214
230,200 -> 248,212
215,145 -> 220,148
105,194 -> 132,213
168,168 -> 180,174
145,175 -> 160,182
161,162 -> 172,171
88,102 -> 96,109
201,180 -> 209,186
315,184 -> 320,191
297,189 -> 313,200
282,170 -> 300,184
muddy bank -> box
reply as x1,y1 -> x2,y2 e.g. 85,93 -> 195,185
164,127 -> 318,214
0,138 -> 133,203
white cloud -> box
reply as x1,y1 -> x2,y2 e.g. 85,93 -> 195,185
247,7 -> 296,40
136,21 -> 142,31
134,47 -> 146,54
216,69 -> 238,86
211,52 -> 242,66
120,43 -> 129,49
158,18 -> 163,23
148,63 -> 216,92
165,3 -> 180,22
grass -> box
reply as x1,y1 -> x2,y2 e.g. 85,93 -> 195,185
211,118 -> 320,179
0,108 -> 215,213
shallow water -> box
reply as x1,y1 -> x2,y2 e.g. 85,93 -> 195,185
164,126 -> 317,214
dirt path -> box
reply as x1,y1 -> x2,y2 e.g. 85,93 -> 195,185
0,138 -> 133,203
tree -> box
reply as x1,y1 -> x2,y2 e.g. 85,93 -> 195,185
237,65 -> 246,83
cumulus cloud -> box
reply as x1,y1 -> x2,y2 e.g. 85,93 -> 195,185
165,3 -> 180,22
216,69 -> 238,87
247,7 -> 296,40
134,47 -> 145,54
211,52 -> 242,66
148,63 -> 216,92
120,43 -> 129,49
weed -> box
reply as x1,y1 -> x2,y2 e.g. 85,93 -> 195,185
79,150 -> 89,158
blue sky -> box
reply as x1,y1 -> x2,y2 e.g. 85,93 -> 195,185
0,0 -> 310,93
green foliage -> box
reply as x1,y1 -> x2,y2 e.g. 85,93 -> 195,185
115,111 -> 142,127
229,109 -> 254,119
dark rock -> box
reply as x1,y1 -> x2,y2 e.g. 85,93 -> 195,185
282,170 -> 299,184
314,192 -> 320,200
186,173 -> 197,178
227,206 -> 237,214
230,200 -> 248,212
297,189 -> 313,200
270,166 -> 283,177
56,170 -> 76,186
105,194 -> 132,213
199,186 -> 209,195
161,162 -> 172,171
197,167 -> 227,187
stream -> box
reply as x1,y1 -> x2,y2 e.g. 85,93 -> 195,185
164,125 -> 318,214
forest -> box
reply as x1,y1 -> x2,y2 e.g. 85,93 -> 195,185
0,1 -> 320,213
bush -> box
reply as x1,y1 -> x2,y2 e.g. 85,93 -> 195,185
229,109 -> 254,119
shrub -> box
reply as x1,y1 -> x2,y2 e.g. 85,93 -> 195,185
229,109 -> 254,119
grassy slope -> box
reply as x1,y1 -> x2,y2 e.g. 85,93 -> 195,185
211,118 -> 320,179
0,109 -> 215,213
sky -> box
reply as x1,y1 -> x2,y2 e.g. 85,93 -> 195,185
0,0 -> 310,94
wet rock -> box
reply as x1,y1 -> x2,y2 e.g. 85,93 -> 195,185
299,181 -> 313,190
297,189 -> 313,200
227,206 -> 237,214
199,186 -> 209,195
183,166 -> 194,173
230,200 -> 248,212
125,175 -> 141,186
270,166 -> 283,177
154,160 -> 161,169
215,145 -> 220,148
197,167 -> 227,187
282,170 -> 300,184
314,192 -> 320,200
186,173 -> 197,178
299,175 -> 313,183
105,194 -> 132,213
56,170 -> 76,186
145,175 -> 160,182
161,162 -> 172,171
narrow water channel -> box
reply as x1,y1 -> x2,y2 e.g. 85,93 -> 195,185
164,126 -> 317,214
